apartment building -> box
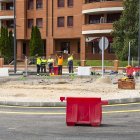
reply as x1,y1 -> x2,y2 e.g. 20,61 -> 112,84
0,0 -> 123,62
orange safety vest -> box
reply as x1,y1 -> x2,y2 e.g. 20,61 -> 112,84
58,57 -> 63,65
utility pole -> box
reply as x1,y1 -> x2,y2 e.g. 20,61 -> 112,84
13,0 -> 17,73
138,0 -> 140,65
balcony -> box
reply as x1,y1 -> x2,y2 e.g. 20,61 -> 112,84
0,10 -> 13,19
82,23 -> 113,34
82,0 -> 123,14
0,1 -> 14,19
0,0 -> 13,2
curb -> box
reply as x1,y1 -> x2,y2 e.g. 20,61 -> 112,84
0,97 -> 140,107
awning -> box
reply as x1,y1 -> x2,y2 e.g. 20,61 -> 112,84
86,36 -> 112,43
86,37 -> 99,42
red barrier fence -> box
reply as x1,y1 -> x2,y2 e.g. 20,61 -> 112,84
60,97 -> 108,127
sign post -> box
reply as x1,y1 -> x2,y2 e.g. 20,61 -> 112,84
99,37 -> 109,77
102,37 -> 105,77
25,56 -> 28,76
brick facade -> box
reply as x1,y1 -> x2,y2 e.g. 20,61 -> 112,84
0,0 -> 123,61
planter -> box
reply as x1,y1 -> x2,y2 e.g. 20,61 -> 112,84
118,79 -> 135,89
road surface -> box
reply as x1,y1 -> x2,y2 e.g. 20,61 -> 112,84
0,102 -> 140,140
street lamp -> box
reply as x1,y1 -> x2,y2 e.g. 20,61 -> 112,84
13,0 -> 16,73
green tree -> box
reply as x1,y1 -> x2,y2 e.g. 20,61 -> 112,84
0,27 -> 14,63
29,26 -> 43,56
0,27 -> 8,56
8,30 -> 14,58
112,0 -> 138,60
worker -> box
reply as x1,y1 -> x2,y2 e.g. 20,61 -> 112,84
47,55 -> 54,75
56,54 -> 63,75
36,54 -> 41,76
67,53 -> 74,73
41,56 -> 47,73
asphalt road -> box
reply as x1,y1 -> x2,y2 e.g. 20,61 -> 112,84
0,103 -> 140,140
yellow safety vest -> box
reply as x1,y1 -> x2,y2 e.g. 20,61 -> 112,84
68,56 -> 73,62
41,59 -> 47,65
37,57 -> 41,65
48,58 -> 54,63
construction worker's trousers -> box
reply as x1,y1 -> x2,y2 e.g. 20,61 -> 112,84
68,64 -> 73,73
37,64 -> 41,74
58,65 -> 62,75
48,63 -> 53,74
41,65 -> 46,73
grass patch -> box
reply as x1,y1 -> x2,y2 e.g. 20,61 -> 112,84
86,60 -> 114,66
29,60 -> 132,67
63,60 -> 128,67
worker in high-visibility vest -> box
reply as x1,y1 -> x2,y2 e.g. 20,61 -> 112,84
36,54 -> 41,76
47,56 -> 54,75
41,56 -> 47,73
67,54 -> 74,73
56,54 -> 63,75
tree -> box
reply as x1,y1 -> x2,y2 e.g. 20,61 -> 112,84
0,27 -> 8,56
29,26 -> 44,56
112,0 -> 139,60
8,30 -> 14,58
0,27 -> 14,63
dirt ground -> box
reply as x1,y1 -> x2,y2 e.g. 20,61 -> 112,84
0,75 -> 140,102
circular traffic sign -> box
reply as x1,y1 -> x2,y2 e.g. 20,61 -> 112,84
99,37 -> 109,50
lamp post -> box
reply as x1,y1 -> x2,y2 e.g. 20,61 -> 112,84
13,0 -> 16,73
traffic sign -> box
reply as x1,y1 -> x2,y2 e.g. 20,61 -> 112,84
99,37 -> 109,50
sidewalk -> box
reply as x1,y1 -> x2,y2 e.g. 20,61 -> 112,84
0,75 -> 140,107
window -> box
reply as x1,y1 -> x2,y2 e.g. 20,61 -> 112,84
28,0 -> 33,10
58,0 -> 64,7
67,16 -> 73,27
107,13 -> 121,23
28,19 -> 34,28
88,14 -> 103,24
85,0 -> 100,4
93,41 -> 100,54
87,41 -> 100,54
36,0 -> 43,9
7,20 -> 14,28
36,18 -> 43,28
57,17 -> 64,27
108,43 -> 114,54
6,2 -> 13,10
67,0 -> 73,7
61,42 -> 70,54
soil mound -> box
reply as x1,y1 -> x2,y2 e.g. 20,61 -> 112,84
95,76 -> 112,84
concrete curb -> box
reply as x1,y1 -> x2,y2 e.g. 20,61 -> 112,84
0,97 -> 140,107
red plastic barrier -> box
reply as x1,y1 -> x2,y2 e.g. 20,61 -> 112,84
53,66 -> 58,75
126,67 -> 140,76
60,97 -> 65,102
60,97 -> 108,127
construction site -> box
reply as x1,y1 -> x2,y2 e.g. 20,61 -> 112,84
0,56 -> 140,105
